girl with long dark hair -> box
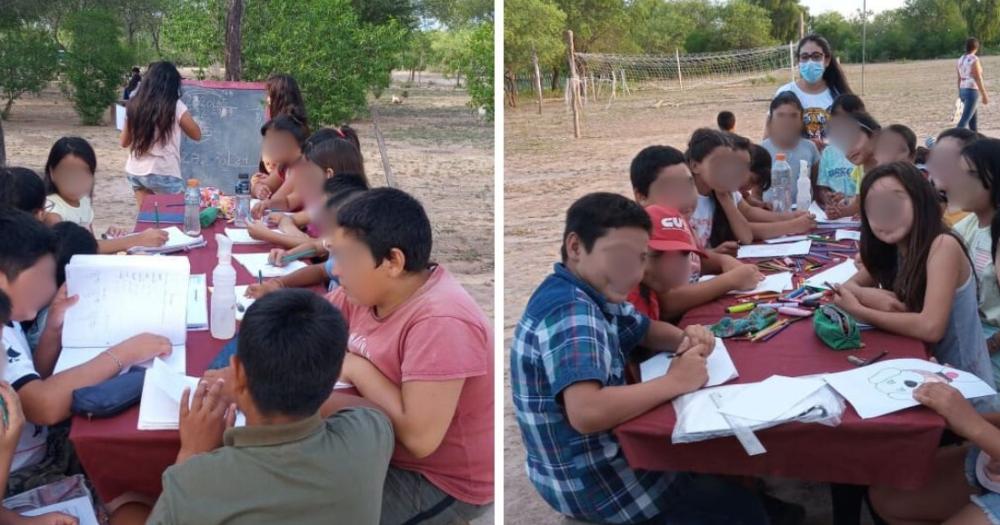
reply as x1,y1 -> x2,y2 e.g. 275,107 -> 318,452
120,61 -> 202,206
266,74 -> 310,134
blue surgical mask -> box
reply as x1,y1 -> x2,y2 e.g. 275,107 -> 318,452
799,61 -> 825,84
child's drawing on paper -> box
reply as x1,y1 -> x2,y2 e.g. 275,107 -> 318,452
868,367 -> 961,400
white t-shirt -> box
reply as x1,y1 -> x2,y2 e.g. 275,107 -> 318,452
125,99 -> 189,177
46,194 -> 94,228
774,82 -> 835,141
689,191 -> 742,248
954,214 -> 1000,329
1,322 -> 47,473
959,54 -> 980,90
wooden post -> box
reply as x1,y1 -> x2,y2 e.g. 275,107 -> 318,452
370,105 -> 397,188
789,42 -> 795,83
224,0 -> 244,81
675,49 -> 684,90
566,30 -> 581,138
799,12 -> 805,40
532,47 -> 543,115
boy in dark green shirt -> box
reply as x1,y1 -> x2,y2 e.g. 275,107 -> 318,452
140,289 -> 393,525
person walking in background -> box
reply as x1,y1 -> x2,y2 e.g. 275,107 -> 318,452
957,37 -> 989,131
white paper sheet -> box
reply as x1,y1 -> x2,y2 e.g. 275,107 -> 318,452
187,274 -> 208,330
737,240 -> 811,259
718,375 -> 826,421
764,235 -> 810,244
128,226 -> 206,254
21,495 -> 98,525
835,229 -> 861,241
138,357 -> 201,430
640,337 -> 738,388
233,252 -> 307,278
224,227 -> 282,245
809,201 -> 860,224
822,358 -> 997,419
234,285 -> 256,321
62,255 -> 190,351
803,259 -> 859,290
53,344 -> 186,376
700,272 -> 793,295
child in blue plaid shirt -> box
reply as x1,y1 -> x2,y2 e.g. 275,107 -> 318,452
511,192 -> 787,524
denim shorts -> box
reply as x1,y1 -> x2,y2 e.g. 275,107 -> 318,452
965,446 -> 1000,525
126,173 -> 185,194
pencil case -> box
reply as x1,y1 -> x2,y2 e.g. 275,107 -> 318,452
71,368 -> 146,419
814,305 -> 863,350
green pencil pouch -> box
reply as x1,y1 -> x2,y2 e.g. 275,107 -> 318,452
711,307 -> 778,338
814,304 -> 863,350
199,207 -> 219,228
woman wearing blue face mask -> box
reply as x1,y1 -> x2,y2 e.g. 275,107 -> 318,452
957,37 -> 990,131
768,34 -> 854,145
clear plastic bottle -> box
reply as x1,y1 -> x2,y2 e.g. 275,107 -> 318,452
233,173 -> 251,227
183,179 -> 201,236
770,153 -> 794,213
211,234 -> 236,340
796,159 -> 812,212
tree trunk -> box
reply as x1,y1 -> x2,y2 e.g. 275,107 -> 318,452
551,66 -> 560,92
0,117 -> 6,166
224,0 -> 244,81
505,72 -> 518,108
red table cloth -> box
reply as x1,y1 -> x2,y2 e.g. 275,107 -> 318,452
614,263 -> 946,490
69,194 -> 276,503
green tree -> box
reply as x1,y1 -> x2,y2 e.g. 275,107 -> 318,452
810,11 -> 860,62
902,0 -> 967,59
352,0 -> 418,28
504,0 -> 565,76
242,0 -> 407,124
957,0 -> 1000,46
624,0 -> 695,55
63,9 -> 134,125
419,0 -> 494,27
0,24 -> 60,120
160,0 -> 225,67
554,0 -> 627,52
749,0 -> 808,43
466,21 -> 494,119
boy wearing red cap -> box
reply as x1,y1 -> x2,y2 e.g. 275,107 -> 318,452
627,205 -> 706,320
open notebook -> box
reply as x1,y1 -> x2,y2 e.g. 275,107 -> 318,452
55,255 -> 188,375
128,226 -> 205,255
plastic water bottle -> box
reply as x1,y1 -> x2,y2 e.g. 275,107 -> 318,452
796,159 -> 812,212
234,173 -> 251,227
211,234 -> 236,340
770,153 -> 794,213
183,179 -> 201,236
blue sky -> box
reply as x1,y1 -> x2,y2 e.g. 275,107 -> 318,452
801,0 -> 907,17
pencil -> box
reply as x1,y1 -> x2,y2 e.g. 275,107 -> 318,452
280,248 -> 317,265
258,270 -> 263,285
154,202 -> 160,228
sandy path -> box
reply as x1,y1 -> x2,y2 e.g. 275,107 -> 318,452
503,57 -> 1000,524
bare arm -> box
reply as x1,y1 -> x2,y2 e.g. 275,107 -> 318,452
339,353 -> 463,458
119,122 -> 132,148
974,60 -> 989,103
179,111 -> 201,141
717,192 -> 754,244
835,235 -> 965,343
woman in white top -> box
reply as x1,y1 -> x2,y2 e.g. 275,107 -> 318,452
120,61 -> 201,207
958,37 -> 990,131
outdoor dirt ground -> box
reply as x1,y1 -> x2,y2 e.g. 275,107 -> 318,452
5,70 -> 495,522
503,57 -> 1000,524
2,70 -> 494,318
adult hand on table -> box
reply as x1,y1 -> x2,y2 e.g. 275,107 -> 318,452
725,264 -> 764,291
663,349 -> 708,394
135,228 -> 168,248
177,379 -> 237,464
114,334 -> 172,367
712,241 -> 740,257
913,382 -> 985,440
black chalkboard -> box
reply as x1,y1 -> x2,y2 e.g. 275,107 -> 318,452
180,80 -> 266,193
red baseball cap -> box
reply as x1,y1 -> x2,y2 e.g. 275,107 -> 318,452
645,205 -> 707,258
